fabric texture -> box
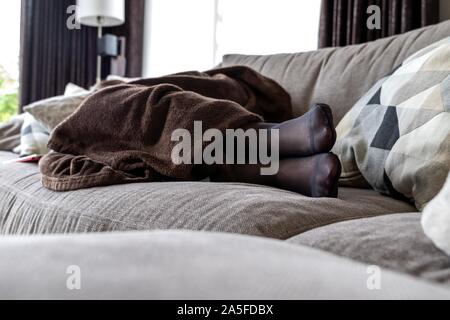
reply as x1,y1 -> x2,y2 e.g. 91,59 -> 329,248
319,0 -> 440,48
221,20 -> 450,124
1,230 -> 449,300
0,151 -> 415,237
0,115 -> 24,151
23,84 -> 90,132
334,37 -> 450,210
288,213 -> 450,286
422,173 -> 450,256
39,66 -> 293,191
18,113 -> 49,157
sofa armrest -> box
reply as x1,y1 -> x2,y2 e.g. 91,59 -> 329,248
1,230 -> 449,299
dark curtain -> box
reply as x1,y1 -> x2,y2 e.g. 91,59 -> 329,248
20,0 -> 97,108
318,0 -> 440,48
19,0 -> 145,109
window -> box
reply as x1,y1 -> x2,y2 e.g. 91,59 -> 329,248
143,0 -> 321,77
215,0 -> 321,61
0,1 -> 21,122
144,0 -> 216,77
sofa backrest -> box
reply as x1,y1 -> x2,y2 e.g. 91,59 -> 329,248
221,20 -> 450,124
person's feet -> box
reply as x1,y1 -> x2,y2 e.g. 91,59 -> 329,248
274,153 -> 341,198
211,103 -> 340,198
270,103 -> 336,157
212,153 -> 342,198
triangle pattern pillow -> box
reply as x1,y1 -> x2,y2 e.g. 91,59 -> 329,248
333,37 -> 450,210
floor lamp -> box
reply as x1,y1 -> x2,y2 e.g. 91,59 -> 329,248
76,0 -> 125,84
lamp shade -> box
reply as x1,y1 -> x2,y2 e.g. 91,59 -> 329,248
76,0 -> 125,27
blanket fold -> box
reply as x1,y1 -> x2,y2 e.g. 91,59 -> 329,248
40,66 -> 292,191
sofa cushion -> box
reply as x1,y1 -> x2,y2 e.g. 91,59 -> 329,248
1,230 -> 449,299
287,213 -> 450,285
221,20 -> 450,124
0,151 -> 415,238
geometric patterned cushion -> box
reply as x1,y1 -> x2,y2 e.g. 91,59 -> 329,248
19,113 -> 49,157
333,37 -> 450,210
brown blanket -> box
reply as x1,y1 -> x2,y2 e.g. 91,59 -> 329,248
40,66 -> 292,191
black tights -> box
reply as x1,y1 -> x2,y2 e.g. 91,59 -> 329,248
211,104 -> 341,198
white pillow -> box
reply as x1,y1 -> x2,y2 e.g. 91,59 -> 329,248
106,74 -> 140,82
64,83 -> 89,96
421,173 -> 450,256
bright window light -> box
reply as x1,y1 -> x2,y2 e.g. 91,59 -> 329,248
0,1 -> 21,83
0,1 -> 21,122
215,0 -> 321,61
144,0 -> 321,77
145,0 -> 216,77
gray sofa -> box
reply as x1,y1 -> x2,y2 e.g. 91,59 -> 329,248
1,20 -> 450,299
1,231 -> 450,300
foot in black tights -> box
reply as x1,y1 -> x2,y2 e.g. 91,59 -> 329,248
274,154 -> 341,198
254,103 -> 337,158
212,153 -> 342,198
